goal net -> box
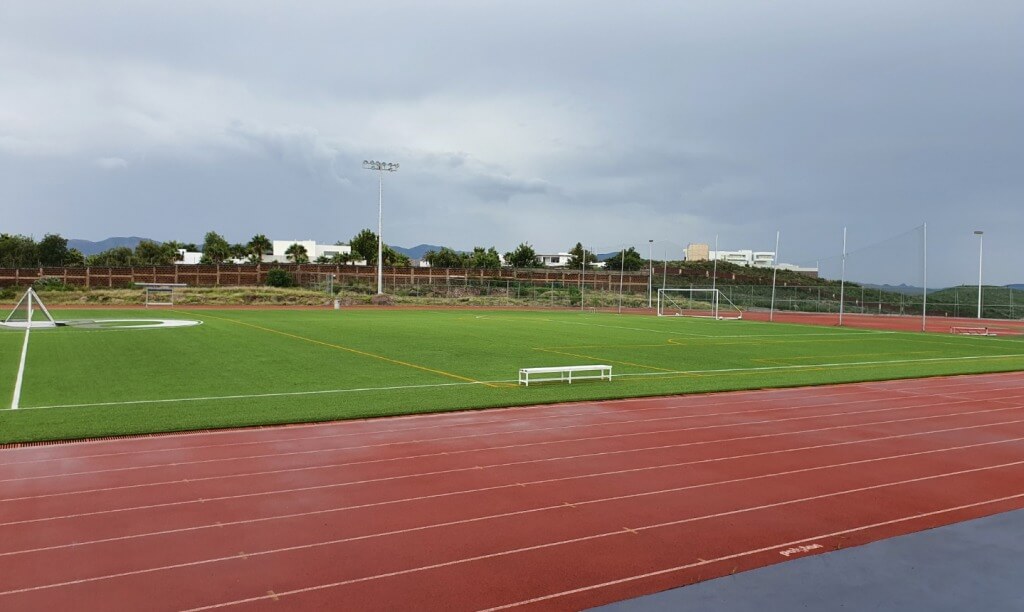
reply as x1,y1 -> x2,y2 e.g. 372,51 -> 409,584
657,288 -> 743,319
2,287 -> 58,329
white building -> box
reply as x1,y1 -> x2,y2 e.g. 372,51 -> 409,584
708,250 -> 777,268
536,253 -> 572,267
271,240 -> 352,262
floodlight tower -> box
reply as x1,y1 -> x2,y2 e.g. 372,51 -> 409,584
362,160 -> 400,295
974,230 -> 984,319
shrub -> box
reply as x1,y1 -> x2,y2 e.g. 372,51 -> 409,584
33,277 -> 74,291
266,268 -> 296,288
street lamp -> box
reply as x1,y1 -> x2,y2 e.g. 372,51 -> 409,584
648,239 -> 654,308
974,230 -> 984,319
362,160 -> 399,295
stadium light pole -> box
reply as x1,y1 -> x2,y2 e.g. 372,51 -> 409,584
839,227 -> 847,326
618,248 -> 625,314
711,234 -> 719,318
770,231 -> 780,322
362,160 -> 399,295
922,223 -> 928,332
975,230 -> 984,319
647,239 -> 654,308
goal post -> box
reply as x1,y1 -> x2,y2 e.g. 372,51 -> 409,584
657,288 -> 743,320
2,287 -> 58,329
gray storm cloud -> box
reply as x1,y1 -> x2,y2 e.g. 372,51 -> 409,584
0,1 -> 1021,286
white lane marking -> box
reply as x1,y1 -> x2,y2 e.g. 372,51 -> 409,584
4,404 -> 1024,529
482,491 -> 1024,610
10,326 -> 30,410
7,391 -> 1020,485
5,439 -> 1024,598
177,463 -> 1024,611
0,386 -> 870,467
10,353 -> 1024,412
2,370 -> 1016,467
4,417 -> 1024,557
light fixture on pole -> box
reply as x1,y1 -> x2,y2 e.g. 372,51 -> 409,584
648,239 -> 654,308
974,230 -> 984,319
361,160 -> 399,295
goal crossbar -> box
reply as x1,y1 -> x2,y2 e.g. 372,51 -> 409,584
657,288 -> 743,320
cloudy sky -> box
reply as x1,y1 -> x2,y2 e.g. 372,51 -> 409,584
1,1 -> 1021,286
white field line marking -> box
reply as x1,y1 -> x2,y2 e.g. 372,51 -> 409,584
166,461 -> 1024,611
6,417 -> 1024,557
10,352 -> 1024,413
1,371 -> 1018,469
8,406 -> 1024,507
6,438 -> 1024,597
612,353 -> 1024,380
9,326 -> 30,410
5,403 -> 1023,526
482,490 -> 1024,611
0,385 -> 881,467
539,317 -> 893,339
6,390 -> 1018,486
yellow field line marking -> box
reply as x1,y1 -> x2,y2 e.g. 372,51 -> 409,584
191,312 -> 506,389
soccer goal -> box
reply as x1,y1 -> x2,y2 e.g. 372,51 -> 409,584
2,287 -> 58,329
657,288 -> 743,320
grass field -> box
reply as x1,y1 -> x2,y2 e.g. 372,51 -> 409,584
2,307 -> 1024,444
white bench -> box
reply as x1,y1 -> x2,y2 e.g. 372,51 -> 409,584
519,365 -> 612,386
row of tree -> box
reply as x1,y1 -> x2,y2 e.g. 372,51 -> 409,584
1,232 -> 651,271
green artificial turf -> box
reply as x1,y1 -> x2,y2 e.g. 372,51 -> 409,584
2,308 -> 1023,443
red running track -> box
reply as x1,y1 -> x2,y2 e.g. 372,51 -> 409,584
4,372 -> 1024,610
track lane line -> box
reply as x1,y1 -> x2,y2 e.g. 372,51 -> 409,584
4,416 -> 1024,557
5,436 -> 1024,597
482,491 -> 1024,610
4,404 -> 1023,527
6,392 -> 1020,485
174,461 -> 1024,611
3,371 -> 1016,465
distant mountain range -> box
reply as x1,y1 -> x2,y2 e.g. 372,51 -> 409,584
68,236 -> 153,255
391,244 -> 446,259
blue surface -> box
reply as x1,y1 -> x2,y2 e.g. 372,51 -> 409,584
596,508 -> 1024,612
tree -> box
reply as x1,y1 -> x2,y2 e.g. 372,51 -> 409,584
247,234 -> 272,264
65,248 -> 86,267
604,247 -> 645,271
134,240 -> 178,265
201,231 -> 231,264
0,234 -> 39,268
383,245 -> 410,267
331,252 -> 355,265
86,246 -> 134,267
37,234 -> 70,266
284,243 -> 309,263
504,242 -> 539,268
229,243 -> 248,261
349,229 -> 379,264
468,246 -> 501,269
567,242 -> 598,269
424,247 -> 467,268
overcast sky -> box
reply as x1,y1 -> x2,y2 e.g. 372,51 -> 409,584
1,1 -> 1021,286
